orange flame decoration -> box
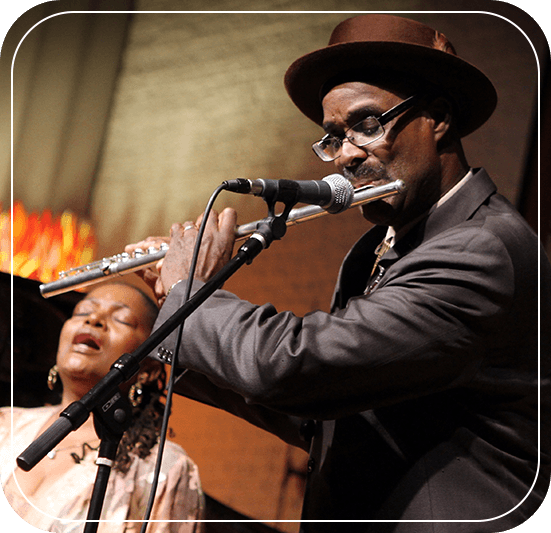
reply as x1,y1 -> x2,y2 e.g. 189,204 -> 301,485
0,201 -> 97,284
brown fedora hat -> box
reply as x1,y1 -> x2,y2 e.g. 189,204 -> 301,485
284,14 -> 497,137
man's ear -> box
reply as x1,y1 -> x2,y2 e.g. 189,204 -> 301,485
428,96 -> 454,142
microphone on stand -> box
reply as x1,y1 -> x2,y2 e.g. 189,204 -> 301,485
223,174 -> 354,213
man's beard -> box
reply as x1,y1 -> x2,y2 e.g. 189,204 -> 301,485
341,164 -> 403,225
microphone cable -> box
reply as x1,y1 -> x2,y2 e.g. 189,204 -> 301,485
139,183 -> 229,533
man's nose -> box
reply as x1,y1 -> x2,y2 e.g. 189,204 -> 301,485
337,138 -> 368,168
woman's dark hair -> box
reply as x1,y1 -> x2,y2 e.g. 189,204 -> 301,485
114,364 -> 167,474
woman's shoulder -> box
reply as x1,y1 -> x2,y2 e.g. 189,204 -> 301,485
154,439 -> 198,470
132,439 -> 199,480
1,404 -> 59,416
0,405 -> 59,429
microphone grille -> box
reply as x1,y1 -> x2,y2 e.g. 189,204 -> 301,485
322,174 -> 354,214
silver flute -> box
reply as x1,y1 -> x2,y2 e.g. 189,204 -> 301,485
39,179 -> 405,298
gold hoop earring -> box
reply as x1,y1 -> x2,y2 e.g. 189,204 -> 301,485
47,365 -> 59,391
128,372 -> 147,407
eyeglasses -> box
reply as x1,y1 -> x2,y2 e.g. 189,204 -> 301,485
312,95 -> 420,162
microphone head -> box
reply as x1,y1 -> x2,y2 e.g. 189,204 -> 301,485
322,174 -> 354,213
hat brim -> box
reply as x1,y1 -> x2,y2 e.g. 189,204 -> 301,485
284,41 -> 497,137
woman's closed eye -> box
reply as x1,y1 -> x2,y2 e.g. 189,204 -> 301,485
72,300 -> 138,327
112,310 -> 138,327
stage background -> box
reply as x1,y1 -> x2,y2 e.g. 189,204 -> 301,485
1,1 -> 549,531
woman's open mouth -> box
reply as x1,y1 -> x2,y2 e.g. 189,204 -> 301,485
72,332 -> 102,352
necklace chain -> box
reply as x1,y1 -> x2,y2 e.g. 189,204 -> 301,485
47,441 -> 100,463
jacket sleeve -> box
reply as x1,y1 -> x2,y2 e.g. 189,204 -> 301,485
150,223 -> 522,422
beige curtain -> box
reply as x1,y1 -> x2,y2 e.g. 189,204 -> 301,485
0,1 -> 132,216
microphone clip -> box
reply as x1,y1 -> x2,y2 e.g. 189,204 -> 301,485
224,177 -> 334,249
255,181 -> 302,245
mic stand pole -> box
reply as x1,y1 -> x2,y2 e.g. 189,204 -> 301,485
84,390 -> 133,533
17,203 -> 290,518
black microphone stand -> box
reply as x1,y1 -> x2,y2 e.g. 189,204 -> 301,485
84,390 -> 133,533
17,191 -> 295,527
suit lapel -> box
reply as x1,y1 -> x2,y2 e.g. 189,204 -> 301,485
380,168 -> 498,268
331,224 -> 388,309
332,169 -> 498,307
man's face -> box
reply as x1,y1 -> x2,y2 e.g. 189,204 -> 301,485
321,82 -> 444,229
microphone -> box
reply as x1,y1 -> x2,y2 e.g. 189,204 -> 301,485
223,174 -> 354,214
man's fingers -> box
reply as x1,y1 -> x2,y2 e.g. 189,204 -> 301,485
219,208 -> 238,237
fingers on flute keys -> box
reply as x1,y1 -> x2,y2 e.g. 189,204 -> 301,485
124,236 -> 170,288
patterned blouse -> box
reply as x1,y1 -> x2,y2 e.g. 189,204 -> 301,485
0,405 -> 204,532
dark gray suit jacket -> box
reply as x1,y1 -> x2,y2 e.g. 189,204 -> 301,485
151,168 -> 551,532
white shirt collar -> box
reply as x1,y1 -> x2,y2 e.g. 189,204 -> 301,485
435,168 -> 474,208
383,169 -> 474,247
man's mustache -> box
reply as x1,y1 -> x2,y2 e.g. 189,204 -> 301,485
342,164 -> 388,182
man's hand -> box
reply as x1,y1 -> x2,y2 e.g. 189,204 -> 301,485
125,208 -> 237,306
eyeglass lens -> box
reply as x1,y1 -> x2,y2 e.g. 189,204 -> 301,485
313,95 -> 418,162
313,117 -> 384,161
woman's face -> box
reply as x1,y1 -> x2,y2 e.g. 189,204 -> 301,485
56,284 -> 154,394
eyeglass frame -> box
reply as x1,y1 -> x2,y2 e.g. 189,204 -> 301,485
312,94 -> 421,162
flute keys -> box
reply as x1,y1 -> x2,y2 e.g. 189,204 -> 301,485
133,244 -> 169,257
100,259 -> 111,273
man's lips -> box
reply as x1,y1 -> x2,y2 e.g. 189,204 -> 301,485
353,179 -> 383,189
72,332 -> 102,351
